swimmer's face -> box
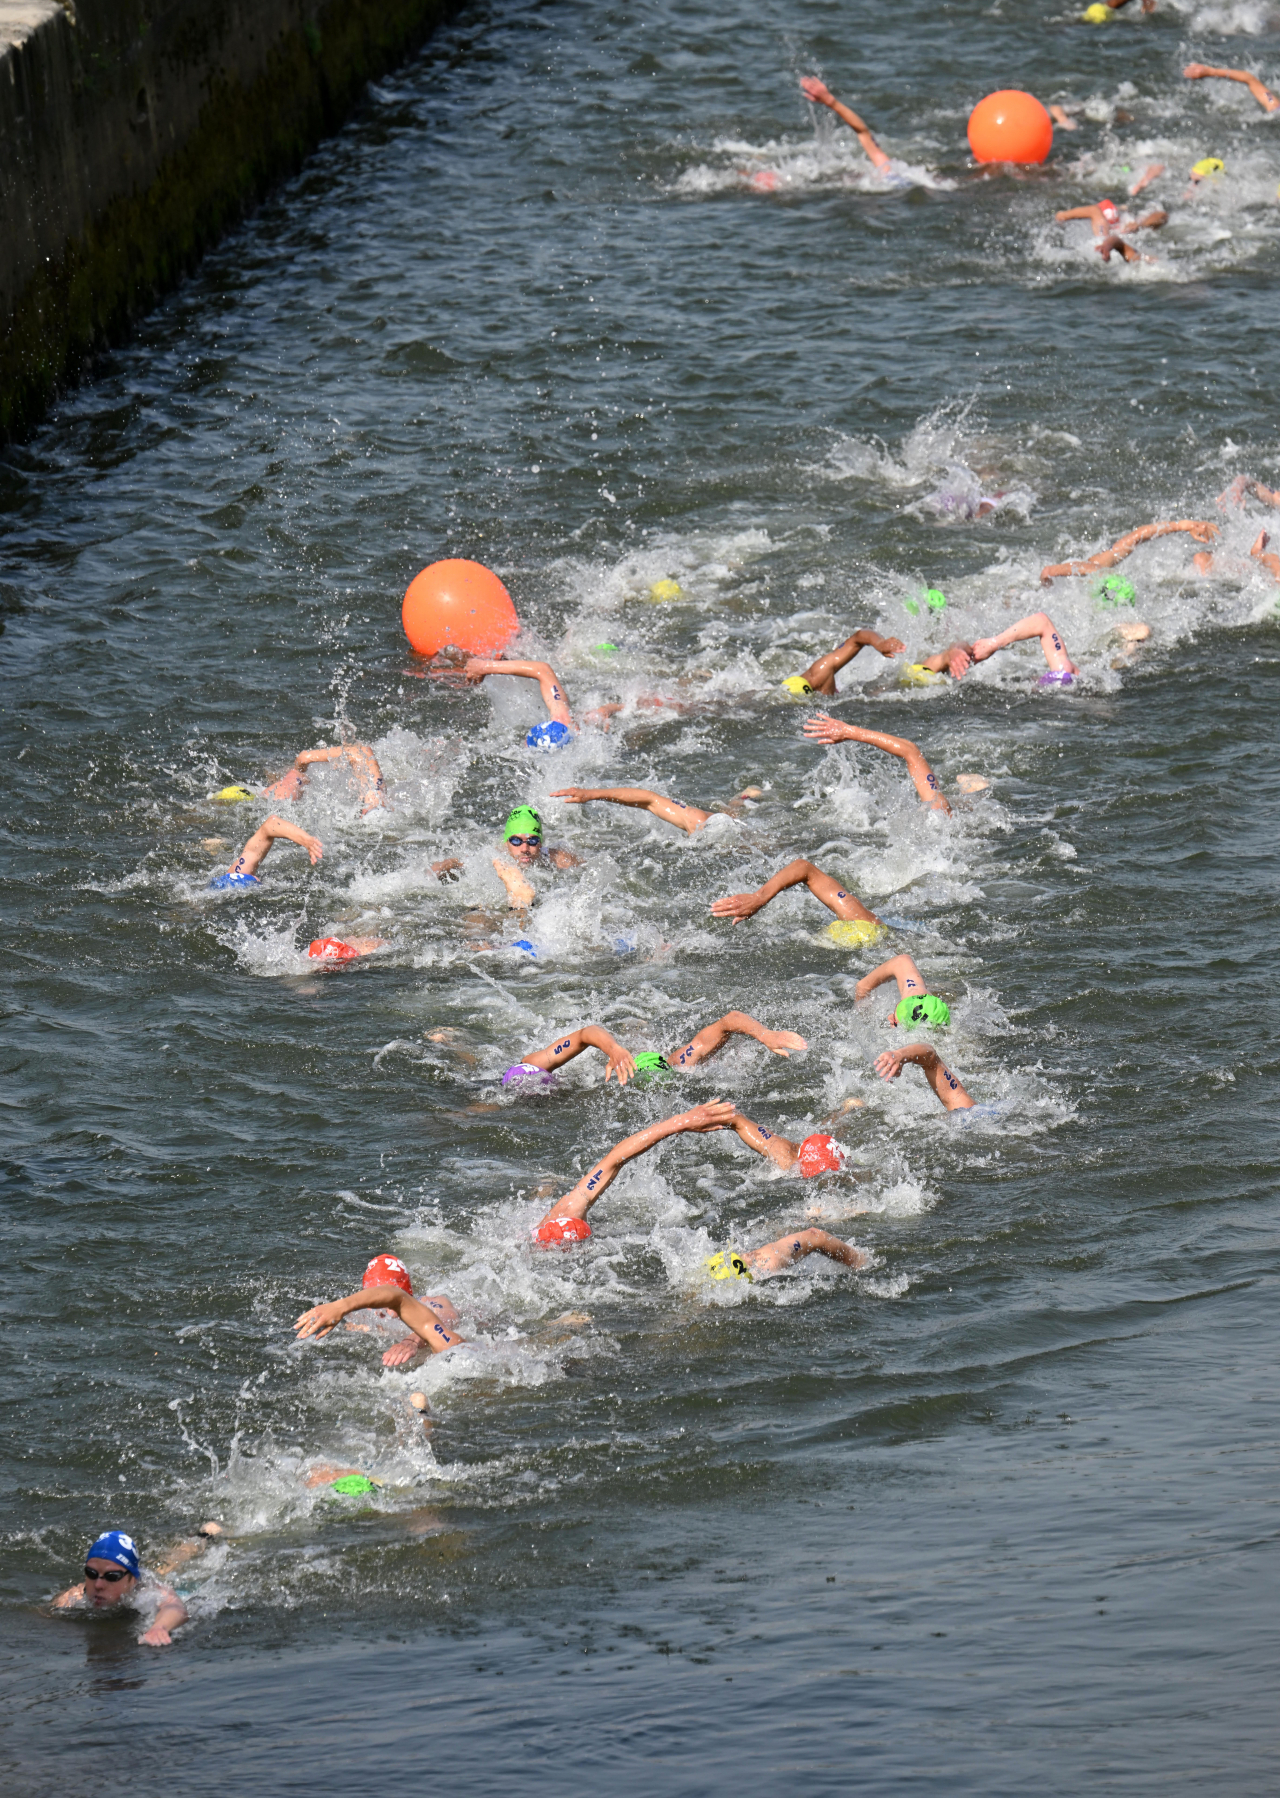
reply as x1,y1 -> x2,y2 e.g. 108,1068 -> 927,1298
504,834 -> 543,866
83,1559 -> 137,1608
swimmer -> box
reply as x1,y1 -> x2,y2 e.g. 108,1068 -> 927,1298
306,935 -> 386,963
719,1111 -> 860,1180
1249,531 -> 1280,581
856,954 -> 952,1028
1128,163 -> 1165,198
705,1229 -> 867,1281
262,742 -> 386,814
802,716 -> 951,813
1040,520 -> 1218,584
1219,475 -> 1280,512
1183,63 -> 1279,115
335,1254 -> 463,1369
463,654 -> 578,748
296,1270 -> 470,1359
549,785 -> 761,836
1054,197 -> 1167,262
432,806 -> 581,911
874,1042 -> 974,1111
531,1101 -> 739,1242
508,1011 -> 807,1088
799,77 -> 894,174
965,612 -> 1079,682
710,858 -> 883,936
1184,157 -> 1226,200
52,1525 -> 220,1646
785,628 -> 906,699
209,815 -> 323,889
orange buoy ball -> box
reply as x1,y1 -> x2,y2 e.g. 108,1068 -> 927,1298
967,90 -> 1054,166
402,558 -> 520,657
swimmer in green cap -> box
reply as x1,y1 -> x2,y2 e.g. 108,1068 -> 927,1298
510,1010 -> 808,1087
873,1043 -> 973,1111
802,717 -> 951,814
856,955 -> 951,1029
262,742 -> 387,814
711,857 -> 884,937
784,626 -> 906,700
432,806 -> 582,911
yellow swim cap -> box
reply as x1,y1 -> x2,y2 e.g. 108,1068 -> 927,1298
825,919 -> 886,949
214,785 -> 256,803
649,578 -> 682,602
781,675 -> 813,697
706,1248 -> 752,1283
1083,3 -> 1111,20
901,664 -> 948,688
1192,157 -> 1225,179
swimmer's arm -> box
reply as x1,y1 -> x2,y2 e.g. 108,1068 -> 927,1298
546,1102 -> 738,1221
1041,521 -> 1218,582
668,1011 -> 807,1069
1054,205 -> 1104,228
1251,531 -> 1280,580
1220,475 -> 1280,510
53,1583 -> 85,1608
140,1588 -> 188,1647
873,1044 -> 974,1110
728,1112 -> 799,1172
1047,105 -> 1077,132
344,745 -> 386,812
743,1229 -> 867,1276
802,716 -> 951,814
971,612 -> 1076,674
229,815 -> 323,877
1128,163 -> 1164,197
295,1286 -> 468,1353
855,954 -> 926,1003
1183,62 -> 1280,112
711,858 -> 880,926
547,847 -> 581,869
152,1525 -> 223,1580
800,630 -> 906,695
799,77 -> 893,172
916,643 -> 974,678
464,657 -> 574,728
550,786 -> 712,834
492,857 -> 536,909
520,1025 -> 637,1086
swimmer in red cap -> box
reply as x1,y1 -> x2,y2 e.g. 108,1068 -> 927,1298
783,627 -> 906,699
719,1112 -> 857,1179
801,718 -> 951,814
507,1010 -> 807,1088
1183,62 -> 1279,115
306,935 -> 386,964
530,1102 -> 740,1243
209,816 -> 323,890
295,1254 -> 469,1365
1054,197 -> 1167,263
873,1043 -> 974,1111
262,742 -> 387,814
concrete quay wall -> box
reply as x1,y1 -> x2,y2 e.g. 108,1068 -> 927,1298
0,0 -> 457,439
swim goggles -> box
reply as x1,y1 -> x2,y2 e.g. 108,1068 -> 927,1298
505,835 -> 542,847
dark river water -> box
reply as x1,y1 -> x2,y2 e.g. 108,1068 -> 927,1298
3,0 -> 1280,1790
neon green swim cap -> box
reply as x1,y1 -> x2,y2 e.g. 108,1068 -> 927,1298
924,588 -> 948,611
895,993 -> 951,1029
503,806 -> 543,841
782,675 -> 813,697
329,1474 -> 377,1496
592,642 -> 618,655
705,1248 -> 752,1283
902,597 -> 920,617
214,785 -> 256,803
632,1051 -> 669,1075
1094,575 -> 1136,607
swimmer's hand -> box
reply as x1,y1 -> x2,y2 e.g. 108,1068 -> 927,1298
549,787 -> 597,806
139,1623 -> 174,1647
462,656 -> 505,684
295,1301 -> 346,1342
801,712 -> 858,745
709,888 -> 767,924
675,1100 -> 738,1134
877,635 -> 907,658
382,1337 -> 427,1369
432,858 -> 464,882
604,1043 -> 639,1087
874,1048 -> 909,1084
761,1028 -> 807,1057
799,76 -> 835,107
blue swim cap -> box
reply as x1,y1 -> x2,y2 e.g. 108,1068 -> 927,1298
526,721 -> 572,750
512,938 -> 538,957
86,1531 -> 140,1579
209,871 -> 260,890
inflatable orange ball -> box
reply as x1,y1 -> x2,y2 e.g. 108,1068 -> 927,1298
401,558 -> 520,657
967,90 -> 1054,166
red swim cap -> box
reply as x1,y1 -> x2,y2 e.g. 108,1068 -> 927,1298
797,1133 -> 846,1178
534,1216 -> 592,1247
362,1255 -> 413,1293
309,937 -> 359,962
1098,198 -> 1119,221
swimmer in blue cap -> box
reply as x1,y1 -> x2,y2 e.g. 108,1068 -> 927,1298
857,954 -> 952,1029
506,1010 -> 808,1088
53,1524 -> 222,1645
209,815 -> 323,889
784,626 -> 906,699
261,741 -> 387,814
873,1043 -> 974,1111
802,717 -> 952,814
463,654 -> 580,748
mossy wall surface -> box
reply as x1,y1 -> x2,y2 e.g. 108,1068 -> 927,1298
0,0 -> 459,440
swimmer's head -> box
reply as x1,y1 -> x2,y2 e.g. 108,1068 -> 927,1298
924,588 -> 948,612
503,806 -> 543,863
213,785 -> 256,803
825,918 -> 886,950
894,994 -> 951,1029
797,1133 -> 846,1179
1097,198 -> 1120,223
328,1474 -> 378,1497
631,1051 -> 670,1083
533,1216 -> 592,1248
1082,3 -> 1111,20
781,676 -> 813,698
83,1531 -> 140,1604
1191,157 -> 1224,182
308,937 -> 359,963
502,1063 -> 556,1089
526,720 -> 573,751
362,1254 -> 413,1295
705,1248 -> 753,1283
1094,574 -> 1136,606
649,579 -> 682,602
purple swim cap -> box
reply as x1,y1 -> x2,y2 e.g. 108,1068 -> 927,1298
501,1063 -> 556,1089
1038,670 -> 1074,687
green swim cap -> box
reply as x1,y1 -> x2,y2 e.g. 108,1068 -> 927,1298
1093,575 -> 1136,607
214,785 -> 256,803
503,806 -> 543,841
895,993 -> 951,1029
924,588 -> 948,611
592,642 -> 618,655
632,1051 -> 668,1074
902,597 -> 920,617
329,1474 -> 377,1496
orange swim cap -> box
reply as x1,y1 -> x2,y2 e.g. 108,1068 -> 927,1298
1098,198 -> 1119,221
309,937 -> 359,962
362,1254 -> 413,1293
797,1133 -> 846,1178
534,1216 -> 592,1247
